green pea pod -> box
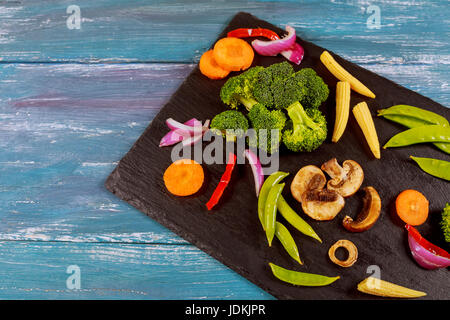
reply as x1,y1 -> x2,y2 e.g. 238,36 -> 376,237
381,114 -> 438,129
383,125 -> 450,153
258,171 -> 289,230
269,263 -> 340,287
275,221 -> 302,265
379,114 -> 450,154
378,105 -> 449,127
265,183 -> 285,246
277,195 -> 322,243
410,156 -> 450,181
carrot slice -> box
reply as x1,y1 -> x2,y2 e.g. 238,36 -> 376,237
199,50 -> 230,80
163,159 -> 204,196
395,189 -> 429,226
213,37 -> 254,71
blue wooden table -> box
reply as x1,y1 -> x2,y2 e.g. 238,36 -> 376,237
0,0 -> 448,299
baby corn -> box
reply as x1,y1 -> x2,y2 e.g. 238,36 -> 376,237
358,277 -> 426,298
353,102 -> 381,159
332,81 -> 351,142
320,51 -> 375,99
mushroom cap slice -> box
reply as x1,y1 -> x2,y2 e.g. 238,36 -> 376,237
342,186 -> 381,232
290,165 -> 326,203
301,189 -> 345,221
328,239 -> 358,267
321,158 -> 364,198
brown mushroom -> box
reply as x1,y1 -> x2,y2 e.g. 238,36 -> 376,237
301,188 -> 345,221
291,165 -> 345,220
342,186 -> 381,232
321,158 -> 364,198
328,239 -> 358,267
290,165 -> 326,203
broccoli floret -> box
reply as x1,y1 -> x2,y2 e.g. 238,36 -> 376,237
271,74 -> 307,110
294,68 -> 329,109
210,110 -> 249,139
220,66 -> 264,110
252,63 -> 328,110
441,203 -> 450,244
253,62 -> 295,109
247,103 -> 286,153
282,101 -> 327,152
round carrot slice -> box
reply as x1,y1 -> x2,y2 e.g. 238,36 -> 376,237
213,37 -> 254,71
163,159 -> 204,196
199,50 -> 230,80
395,189 -> 429,226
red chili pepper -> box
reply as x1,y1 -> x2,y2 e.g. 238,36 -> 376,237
206,152 -> 237,211
405,224 -> 450,258
227,28 -> 280,41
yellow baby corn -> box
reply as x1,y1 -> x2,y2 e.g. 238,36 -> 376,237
320,51 -> 376,99
353,102 -> 381,159
332,81 -> 351,142
357,277 -> 426,298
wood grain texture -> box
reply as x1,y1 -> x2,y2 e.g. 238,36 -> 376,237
105,12 -> 449,300
0,241 -> 271,299
0,63 -> 193,243
0,0 -> 448,299
0,0 -> 448,64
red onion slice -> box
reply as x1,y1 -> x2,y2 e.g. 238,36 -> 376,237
251,26 -> 296,56
244,149 -> 265,197
181,119 -> 210,147
166,118 -> 202,134
281,42 -> 305,65
159,129 -> 190,147
160,118 -> 200,147
406,225 -> 450,270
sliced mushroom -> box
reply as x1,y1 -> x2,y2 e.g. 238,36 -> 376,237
321,158 -> 364,198
342,186 -> 381,232
301,189 -> 345,221
290,165 -> 326,203
328,239 -> 358,267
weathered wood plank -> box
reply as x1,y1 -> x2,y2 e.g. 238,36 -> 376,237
0,241 -> 272,299
0,0 -> 448,66
0,63 -> 193,244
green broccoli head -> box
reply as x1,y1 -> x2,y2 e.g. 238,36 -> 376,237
441,203 -> 450,243
247,103 -> 286,153
282,101 -> 327,152
253,62 -> 295,109
210,110 -> 249,139
271,75 -> 307,110
220,66 -> 263,110
294,68 -> 329,109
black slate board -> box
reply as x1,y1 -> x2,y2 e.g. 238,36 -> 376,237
105,12 -> 449,300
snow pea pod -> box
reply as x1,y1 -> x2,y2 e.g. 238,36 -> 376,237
277,195 -> 322,243
275,221 -> 302,265
383,125 -> 450,154
258,171 -> 289,230
410,156 -> 450,181
379,112 -> 449,154
269,263 -> 340,287
265,183 -> 285,246
378,105 -> 449,127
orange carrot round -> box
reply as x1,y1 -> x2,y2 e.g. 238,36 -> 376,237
395,189 -> 429,226
213,37 -> 254,71
199,50 -> 230,80
163,159 -> 204,196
